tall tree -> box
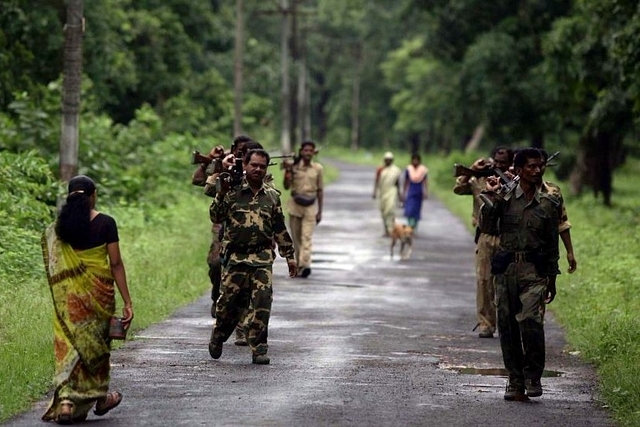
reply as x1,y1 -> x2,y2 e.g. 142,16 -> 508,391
59,0 -> 84,182
280,0 -> 292,153
233,0 -> 244,136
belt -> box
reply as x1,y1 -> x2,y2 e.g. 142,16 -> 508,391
511,251 -> 541,264
514,251 -> 527,263
226,243 -> 271,255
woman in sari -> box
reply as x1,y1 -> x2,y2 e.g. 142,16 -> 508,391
403,153 -> 429,231
42,175 -> 133,424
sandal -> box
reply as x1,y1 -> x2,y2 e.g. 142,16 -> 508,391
55,401 -> 74,425
93,391 -> 123,416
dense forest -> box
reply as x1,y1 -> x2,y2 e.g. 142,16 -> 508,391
2,1 -> 639,201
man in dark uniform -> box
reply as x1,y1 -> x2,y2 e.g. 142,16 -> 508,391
208,149 -> 297,364
479,147 -> 562,400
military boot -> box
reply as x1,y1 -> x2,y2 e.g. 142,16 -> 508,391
252,354 -> 270,365
525,378 -> 543,397
504,377 -> 526,401
208,340 -> 223,359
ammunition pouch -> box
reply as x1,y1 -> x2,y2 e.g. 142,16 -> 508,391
292,194 -> 317,207
491,250 -> 547,276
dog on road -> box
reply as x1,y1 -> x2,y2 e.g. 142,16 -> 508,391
390,223 -> 413,260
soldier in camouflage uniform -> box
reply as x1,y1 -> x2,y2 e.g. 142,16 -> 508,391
204,137 -> 260,346
453,146 -> 513,338
479,148 -> 561,401
192,144 -> 226,317
208,149 -> 297,365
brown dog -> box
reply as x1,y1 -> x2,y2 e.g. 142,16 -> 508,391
390,223 -> 413,260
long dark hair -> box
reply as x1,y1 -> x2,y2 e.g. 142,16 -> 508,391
55,175 -> 96,246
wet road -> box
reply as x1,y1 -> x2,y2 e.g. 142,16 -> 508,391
4,161 -> 615,426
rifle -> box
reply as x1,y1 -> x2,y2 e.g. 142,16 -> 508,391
215,158 -> 244,194
545,151 -> 560,166
478,169 -> 519,209
191,150 -> 214,166
453,163 -> 498,178
479,152 -> 560,208
269,153 -> 295,167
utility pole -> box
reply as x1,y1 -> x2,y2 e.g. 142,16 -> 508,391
258,1 -> 314,153
280,0 -> 292,154
233,0 -> 244,136
59,0 -> 84,182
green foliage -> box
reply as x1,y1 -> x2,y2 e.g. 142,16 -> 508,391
0,151 -> 58,305
0,0 -> 64,109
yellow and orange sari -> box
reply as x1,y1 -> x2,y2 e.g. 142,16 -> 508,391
41,224 -> 115,421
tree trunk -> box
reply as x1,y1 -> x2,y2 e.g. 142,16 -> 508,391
297,60 -> 309,143
464,124 -> 484,153
59,0 -> 84,182
570,131 -> 620,206
280,0 -> 291,154
350,42 -> 363,152
233,0 -> 244,136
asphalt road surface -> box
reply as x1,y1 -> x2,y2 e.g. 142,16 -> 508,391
5,160 -> 615,427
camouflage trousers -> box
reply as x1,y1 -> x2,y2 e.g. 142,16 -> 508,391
476,233 -> 500,334
211,263 -> 273,356
207,224 -> 223,302
495,261 -> 548,383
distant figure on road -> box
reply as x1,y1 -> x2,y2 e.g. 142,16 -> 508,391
480,148 -> 561,401
42,175 -> 133,423
283,140 -> 324,278
208,149 -> 297,365
453,146 -> 513,338
373,151 -> 403,237
403,153 -> 428,231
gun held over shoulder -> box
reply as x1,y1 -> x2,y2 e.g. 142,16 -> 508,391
453,163 -> 498,178
191,150 -> 214,165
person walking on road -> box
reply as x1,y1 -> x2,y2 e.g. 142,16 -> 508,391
283,140 -> 324,278
453,146 -> 513,338
373,151 -> 403,237
42,175 -> 133,423
403,153 -> 428,231
479,148 -> 561,401
208,149 -> 297,365
192,143 -> 226,318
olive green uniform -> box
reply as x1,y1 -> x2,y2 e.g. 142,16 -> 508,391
479,184 -> 561,386
209,178 -> 295,357
453,174 -> 499,335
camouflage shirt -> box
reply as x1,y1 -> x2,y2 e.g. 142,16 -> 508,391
210,178 -> 295,266
479,184 -> 561,276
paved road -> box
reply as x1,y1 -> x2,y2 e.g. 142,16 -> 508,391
5,161 -> 615,426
